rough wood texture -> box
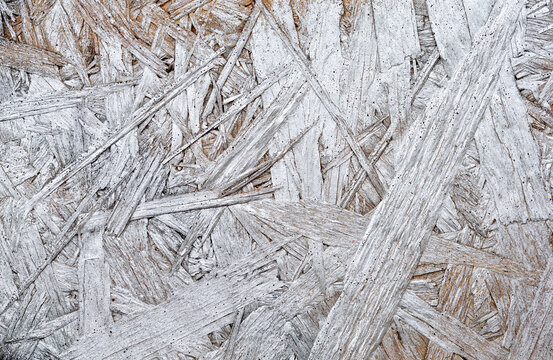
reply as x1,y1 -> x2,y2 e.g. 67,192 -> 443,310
0,0 -> 552,359
309,1 -> 526,358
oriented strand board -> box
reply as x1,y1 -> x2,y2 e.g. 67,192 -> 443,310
0,0 -> 552,359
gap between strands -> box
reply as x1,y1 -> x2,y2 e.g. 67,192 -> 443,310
23,47 -> 225,214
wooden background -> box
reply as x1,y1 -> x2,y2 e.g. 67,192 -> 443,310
0,0 -> 552,359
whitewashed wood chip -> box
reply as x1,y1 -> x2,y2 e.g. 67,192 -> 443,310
0,80 -> 136,122
398,291 -> 509,360
0,36 -> 68,77
239,200 -> 535,280
507,260 -> 553,359
78,230 -> 111,336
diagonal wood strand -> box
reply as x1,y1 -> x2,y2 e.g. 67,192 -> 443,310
308,1 -> 526,358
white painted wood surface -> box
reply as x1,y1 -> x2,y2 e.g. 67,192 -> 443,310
0,0 -> 552,359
